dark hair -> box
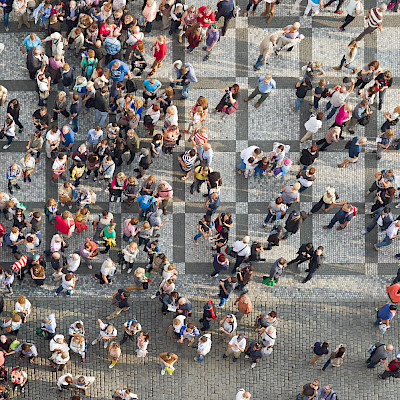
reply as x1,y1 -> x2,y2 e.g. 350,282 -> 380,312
335,346 -> 346,358
269,310 -> 277,318
204,215 -> 211,223
387,187 -> 396,196
230,277 -> 238,283
275,197 -> 283,204
383,207 -> 391,213
316,112 -> 324,120
322,341 -> 329,349
389,305 -> 397,311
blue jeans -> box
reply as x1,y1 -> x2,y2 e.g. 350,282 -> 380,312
218,297 -> 227,307
321,358 -> 331,371
303,268 -> 316,282
95,109 -> 108,127
376,234 -> 393,248
254,54 -> 263,70
195,353 -> 204,362
339,55 -> 355,72
187,46 -> 195,52
299,185 -> 309,192
237,158 -> 246,170
194,230 -> 203,241
56,285 -> 72,295
182,83 -> 190,99
294,97 -> 303,111
264,211 -> 282,224
326,214 -> 340,229
254,166 -> 265,177
326,101 -> 338,120
3,12 -> 9,27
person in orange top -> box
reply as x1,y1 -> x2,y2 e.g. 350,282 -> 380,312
234,293 -> 252,322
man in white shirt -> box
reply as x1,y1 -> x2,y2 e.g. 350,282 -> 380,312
236,389 -> 251,400
50,153 -> 67,185
232,236 -> 252,272
375,220 -> 400,250
339,0 -> 363,31
194,333 -> 212,362
237,146 -> 262,173
326,82 -> 355,119
91,319 -> 117,348
224,333 -> 246,361
301,111 -> 324,142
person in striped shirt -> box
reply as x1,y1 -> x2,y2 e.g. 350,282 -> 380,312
355,4 -> 386,42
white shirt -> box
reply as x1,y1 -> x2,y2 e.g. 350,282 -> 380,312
222,315 -> 237,334
240,146 -> 261,163
99,321 -> 117,339
347,0 -> 362,17
69,321 -> 84,336
197,334 -> 212,356
15,299 -> 31,315
304,115 -> 322,133
229,336 -> 246,352
67,255 -> 81,272
46,129 -> 61,146
61,274 -> 75,290
116,390 -> 138,400
330,91 -> 349,108
236,390 -> 251,400
50,335 -> 69,352
232,240 -> 251,257
388,108 -> 399,121
387,222 -> 400,239
173,315 -> 186,333
57,373 -> 73,389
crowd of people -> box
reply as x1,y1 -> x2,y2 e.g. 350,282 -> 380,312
0,0 -> 397,397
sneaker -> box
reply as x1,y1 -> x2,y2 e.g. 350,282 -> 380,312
91,340 -> 97,346
251,362 -> 257,368
245,355 -> 249,359
4,27 -> 9,32
127,268 -> 133,274
121,264 -> 126,270
2,144 -> 10,150
233,357 -> 238,362
203,54 -> 210,61
151,294 -> 157,299
395,204 -> 400,209
361,229 -> 367,234
104,341 -> 108,349
88,264 -> 93,269
109,363 -> 115,369
110,195 -> 115,202
116,197 -> 121,203
93,177 -> 97,182
85,175 -> 89,179
161,369 -> 166,375
262,223 -> 268,228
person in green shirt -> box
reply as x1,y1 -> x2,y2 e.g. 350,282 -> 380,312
100,223 -> 117,253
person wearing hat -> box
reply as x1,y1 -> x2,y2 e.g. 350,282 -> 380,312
379,353 -> 400,379
223,333 -> 246,362
323,203 -> 356,231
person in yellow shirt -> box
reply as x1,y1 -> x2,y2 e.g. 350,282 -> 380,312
190,164 -> 213,194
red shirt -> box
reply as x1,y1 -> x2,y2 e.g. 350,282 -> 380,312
388,359 -> 400,371
56,215 -> 74,235
197,6 -> 215,28
12,255 -> 28,274
153,41 -> 167,61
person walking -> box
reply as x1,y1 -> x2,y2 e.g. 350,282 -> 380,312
301,112 -> 324,142
302,246 -> 325,283
355,4 -> 386,42
374,220 -> 400,250
326,82 -> 355,119
244,75 -> 276,108
366,342 -> 393,368
288,243 -> 314,267
374,303 -> 397,329
337,136 -> 367,168
218,276 -> 237,307
321,344 -> 346,372
194,334 -> 212,362
309,341 -> 329,365
362,206 -> 393,234
323,203 -> 356,231
231,236 -> 251,272
317,385 -> 337,400
253,30 -> 282,70
379,353 -> 400,380
339,0 -> 363,31
215,0 -> 234,37
264,258 -> 287,284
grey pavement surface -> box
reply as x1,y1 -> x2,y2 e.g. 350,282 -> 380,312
0,0 -> 400,398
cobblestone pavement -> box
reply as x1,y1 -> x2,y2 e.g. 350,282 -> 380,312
0,0 -> 400,398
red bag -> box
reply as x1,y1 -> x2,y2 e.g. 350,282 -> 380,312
0,224 -> 6,238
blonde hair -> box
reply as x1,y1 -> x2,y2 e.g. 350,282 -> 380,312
142,221 -> 150,229
17,295 -> 26,305
135,267 -> 145,276
117,172 -> 126,181
292,22 -> 300,30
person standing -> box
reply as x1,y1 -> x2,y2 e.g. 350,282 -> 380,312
302,246 -> 325,283
94,86 -> 109,127
218,276 -> 237,307
354,4 -> 386,42
317,385 -> 337,400
244,75 -> 276,108
236,390 -> 251,400
374,220 -> 400,250
159,352 -> 178,376
362,206 -> 393,234
339,0 -> 363,31
234,293 -> 252,322
366,342 -> 393,368
194,334 -> 212,362
231,236 -> 251,272
366,169 -> 394,196
375,70 -> 393,110
379,353 -> 400,380
326,82 -> 355,119
265,258 -> 287,284
291,77 -> 312,111
297,380 -> 319,400
223,333 -> 246,362
202,23 -> 219,61
345,100 -> 372,134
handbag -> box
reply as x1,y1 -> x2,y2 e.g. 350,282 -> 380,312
358,114 -> 370,126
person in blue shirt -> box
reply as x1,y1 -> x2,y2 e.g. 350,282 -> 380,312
374,303 -> 397,327
309,341 -> 329,365
244,74 -> 276,108
61,125 -> 75,153
338,136 -> 367,168
323,203 -> 355,231
22,33 -> 42,54
106,59 -> 132,84
142,78 -> 162,107
215,0 -> 234,36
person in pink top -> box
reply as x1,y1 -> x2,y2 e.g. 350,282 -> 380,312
123,217 -> 139,242
142,0 -> 158,33
154,180 -> 173,214
11,366 -> 28,395
333,103 -> 352,138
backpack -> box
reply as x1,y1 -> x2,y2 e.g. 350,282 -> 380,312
82,57 -> 97,78
125,79 -> 137,93
368,343 -> 384,354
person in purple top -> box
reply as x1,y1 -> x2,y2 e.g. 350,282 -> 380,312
203,23 -> 219,61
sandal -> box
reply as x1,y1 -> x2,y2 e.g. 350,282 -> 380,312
180,176 -> 188,180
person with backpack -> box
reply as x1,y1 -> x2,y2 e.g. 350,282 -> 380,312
323,203 -> 357,231
137,194 -> 158,220
379,353 -> 400,379
367,342 -> 393,368
81,49 -> 98,79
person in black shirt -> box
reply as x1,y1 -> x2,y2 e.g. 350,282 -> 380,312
32,107 -> 50,131
214,84 -> 239,118
199,301 -> 217,331
89,40 -> 107,67
375,70 -> 393,110
134,148 -> 153,179
106,289 -> 130,320
245,341 -> 264,368
288,243 -> 314,267
69,93 -> 82,133
292,76 -> 312,111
